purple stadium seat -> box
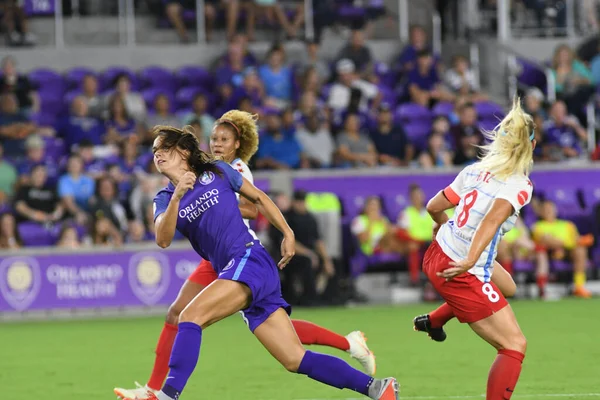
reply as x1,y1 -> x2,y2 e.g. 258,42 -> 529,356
138,66 -> 178,91
64,67 -> 95,90
39,93 -> 66,116
395,103 -> 432,124
175,86 -> 207,110
100,66 -> 138,92
29,68 -> 65,95
432,102 -> 454,117
403,121 -> 432,150
141,88 -> 176,111
516,58 -> 547,93
478,118 -> 500,131
31,112 -> 57,128
381,192 -> 408,221
175,66 -> 213,90
550,259 -> 572,272
513,260 -> 535,273
475,101 -> 505,119
339,193 -> 370,219
582,186 -> 600,211
378,87 -> 397,109
17,222 -> 57,247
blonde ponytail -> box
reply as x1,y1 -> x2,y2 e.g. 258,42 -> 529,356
477,97 -> 535,180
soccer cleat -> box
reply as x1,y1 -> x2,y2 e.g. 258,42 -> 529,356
573,286 -> 592,299
345,330 -> 377,375
114,382 -> 158,400
413,314 -> 447,342
368,377 -> 400,400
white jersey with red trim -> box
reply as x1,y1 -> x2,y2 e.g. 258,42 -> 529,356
435,164 -> 533,282
230,158 -> 257,239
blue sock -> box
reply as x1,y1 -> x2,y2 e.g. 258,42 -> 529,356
161,322 -> 202,399
297,350 -> 373,396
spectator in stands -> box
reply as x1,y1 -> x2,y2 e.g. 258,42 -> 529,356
91,213 -> 123,247
335,113 -> 378,167
112,73 -> 146,122
129,173 -> 166,234
298,39 -> 330,83
146,94 -> 179,132
60,96 -> 106,150
328,59 -> 380,114
254,0 -> 304,40
0,213 -> 20,249
1,1 -> 36,46
551,44 -> 595,123
81,74 -> 104,119
16,135 -> 59,185
118,140 -> 144,176
105,95 -> 139,144
181,93 -> 215,142
0,93 -> 37,156
77,140 -> 106,179
543,100 -> 587,160
215,40 -> 246,87
444,55 -> 487,102
532,200 -> 593,298
56,224 -> 81,249
295,91 -> 325,124
0,143 -> 17,199
89,176 -> 128,234
299,66 -> 324,97
369,103 -> 413,166
397,184 -> 433,285
419,131 -> 453,168
451,102 -> 483,165
273,190 -> 334,306
232,67 -> 266,110
408,50 -> 454,108
163,0 -> 217,43
0,56 -> 37,112
296,112 -> 334,168
214,34 -> 257,72
336,29 -> 373,76
397,25 -> 438,75
188,118 -> 210,152
351,196 -> 405,256
127,219 -> 152,243
255,111 -> 304,169
258,44 -> 294,108
58,155 -> 96,224
523,87 -> 547,119
14,164 -> 63,224
496,216 -> 541,283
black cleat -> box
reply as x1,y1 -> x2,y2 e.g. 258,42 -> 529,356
413,314 -> 447,342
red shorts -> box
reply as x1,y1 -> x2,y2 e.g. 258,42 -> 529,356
423,240 -> 508,323
188,259 -> 218,286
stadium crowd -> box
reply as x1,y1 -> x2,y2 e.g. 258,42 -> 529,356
0,1 -> 598,302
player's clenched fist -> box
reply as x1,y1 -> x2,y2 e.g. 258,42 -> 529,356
174,172 -> 197,200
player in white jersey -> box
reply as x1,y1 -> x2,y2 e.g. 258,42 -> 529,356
115,110 -> 375,400
412,99 -> 534,400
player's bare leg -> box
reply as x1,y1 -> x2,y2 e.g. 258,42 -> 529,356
469,305 -> 527,400
414,261 -> 516,342
255,309 -> 398,400
114,280 -> 206,399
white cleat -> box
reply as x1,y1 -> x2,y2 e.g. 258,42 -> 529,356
114,382 -> 157,400
345,330 -> 377,375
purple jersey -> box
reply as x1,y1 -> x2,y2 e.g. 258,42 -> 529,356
153,161 -> 255,271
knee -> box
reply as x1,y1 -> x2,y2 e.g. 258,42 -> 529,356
166,303 -> 183,325
281,349 -> 306,373
166,3 -> 181,17
503,333 -> 527,354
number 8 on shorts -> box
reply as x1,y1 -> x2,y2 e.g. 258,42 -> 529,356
482,283 -> 500,303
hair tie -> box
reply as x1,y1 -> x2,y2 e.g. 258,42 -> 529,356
500,130 -> 535,141
218,119 -> 241,138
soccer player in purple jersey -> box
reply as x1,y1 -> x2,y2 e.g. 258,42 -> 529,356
120,125 -> 399,400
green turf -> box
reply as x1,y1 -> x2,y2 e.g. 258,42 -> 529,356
1,299 -> 599,399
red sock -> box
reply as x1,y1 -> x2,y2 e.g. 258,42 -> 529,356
429,303 -> 455,328
408,250 -> 421,284
536,275 -> 548,296
292,320 -> 350,351
487,349 -> 525,400
147,322 -> 178,391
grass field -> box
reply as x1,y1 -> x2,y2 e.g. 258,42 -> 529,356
1,299 -> 599,400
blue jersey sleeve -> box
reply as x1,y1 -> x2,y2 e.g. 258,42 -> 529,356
153,190 -> 171,221
216,161 -> 243,192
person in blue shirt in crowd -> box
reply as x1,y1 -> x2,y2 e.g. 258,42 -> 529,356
58,154 -> 95,224
255,111 -> 304,169
59,96 -> 105,151
118,124 -> 399,400
258,44 -> 293,108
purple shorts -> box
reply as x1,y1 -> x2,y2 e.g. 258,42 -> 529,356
218,245 -> 291,332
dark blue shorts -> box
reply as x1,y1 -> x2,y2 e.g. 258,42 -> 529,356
218,245 -> 291,332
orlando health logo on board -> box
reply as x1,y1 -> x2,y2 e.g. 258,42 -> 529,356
128,252 -> 170,305
0,257 -> 42,311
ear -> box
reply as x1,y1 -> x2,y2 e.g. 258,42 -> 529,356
235,140 -> 240,150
